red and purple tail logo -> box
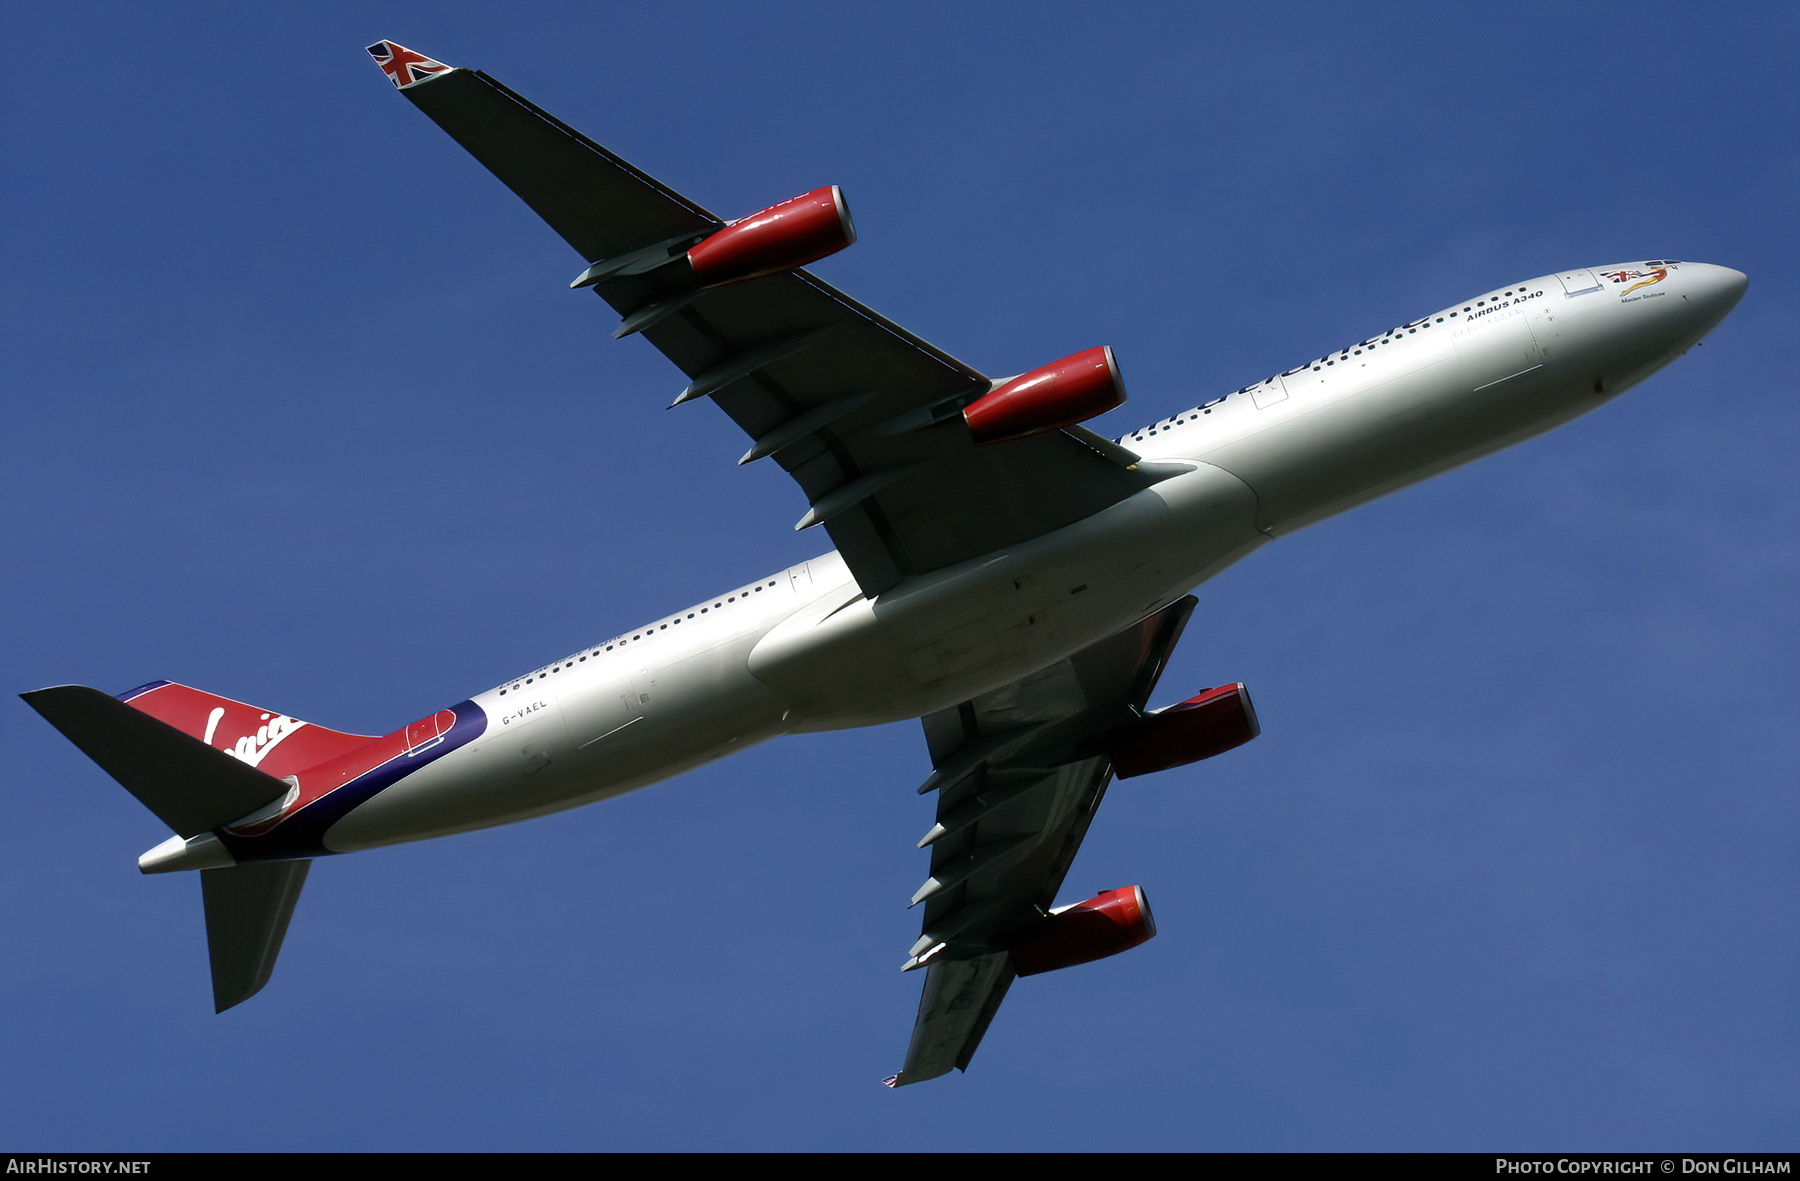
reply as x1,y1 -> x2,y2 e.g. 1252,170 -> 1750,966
118,681 -> 375,777
116,681 -> 480,849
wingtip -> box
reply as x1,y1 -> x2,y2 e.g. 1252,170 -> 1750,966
213,983 -> 259,1014
366,40 -> 454,89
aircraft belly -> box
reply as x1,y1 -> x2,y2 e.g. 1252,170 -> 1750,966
564,634 -> 797,777
325,633 -> 796,850
750,463 -> 1265,727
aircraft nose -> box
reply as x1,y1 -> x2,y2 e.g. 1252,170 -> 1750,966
1687,263 -> 1749,323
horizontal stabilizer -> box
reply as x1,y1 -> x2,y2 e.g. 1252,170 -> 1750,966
22,685 -> 288,837
202,860 -> 310,1012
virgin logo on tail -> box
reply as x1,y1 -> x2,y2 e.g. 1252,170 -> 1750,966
204,706 -> 308,768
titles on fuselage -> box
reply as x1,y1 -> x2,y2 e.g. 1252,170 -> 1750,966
1124,283 -> 1554,442
1463,288 -> 1544,322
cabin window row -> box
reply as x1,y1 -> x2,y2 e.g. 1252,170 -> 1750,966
498,580 -> 782,694
1121,287 -> 1542,441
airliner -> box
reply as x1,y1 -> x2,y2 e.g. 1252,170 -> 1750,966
23,42 -> 1748,1086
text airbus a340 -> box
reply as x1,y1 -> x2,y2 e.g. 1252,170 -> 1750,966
24,42 -> 1748,1085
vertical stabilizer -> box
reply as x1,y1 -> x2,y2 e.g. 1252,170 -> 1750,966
202,860 -> 311,1012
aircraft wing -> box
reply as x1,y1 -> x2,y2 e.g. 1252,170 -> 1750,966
372,42 -> 1165,596
887,595 -> 1196,1084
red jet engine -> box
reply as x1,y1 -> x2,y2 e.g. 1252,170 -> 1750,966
962,346 -> 1127,444
686,185 -> 857,287
1011,886 -> 1157,976
1109,682 -> 1260,779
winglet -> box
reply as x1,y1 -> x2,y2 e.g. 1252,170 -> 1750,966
366,41 -> 453,89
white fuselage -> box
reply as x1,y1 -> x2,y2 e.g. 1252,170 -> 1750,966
323,261 -> 1747,853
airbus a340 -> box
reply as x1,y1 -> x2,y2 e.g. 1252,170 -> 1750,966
24,43 -> 1748,1085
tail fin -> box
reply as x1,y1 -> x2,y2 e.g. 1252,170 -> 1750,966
23,681 -> 368,1013
113,680 -> 375,779
203,860 -> 311,1011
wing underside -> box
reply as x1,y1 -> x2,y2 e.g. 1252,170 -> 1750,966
888,596 -> 1196,1084
382,53 -> 1164,596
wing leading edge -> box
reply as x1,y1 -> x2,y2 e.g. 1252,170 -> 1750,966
371,44 -> 1171,596
887,596 -> 1197,1085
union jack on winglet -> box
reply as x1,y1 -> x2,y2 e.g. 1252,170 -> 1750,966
367,41 -> 452,89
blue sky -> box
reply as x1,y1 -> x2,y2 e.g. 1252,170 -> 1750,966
3,2 -> 1794,1151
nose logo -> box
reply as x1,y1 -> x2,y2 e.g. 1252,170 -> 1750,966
1601,266 -> 1670,297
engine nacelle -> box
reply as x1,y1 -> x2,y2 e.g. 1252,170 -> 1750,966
961,346 -> 1126,444
1109,682 -> 1260,779
1011,886 -> 1157,976
686,186 -> 857,287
